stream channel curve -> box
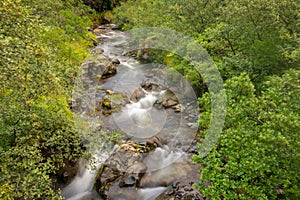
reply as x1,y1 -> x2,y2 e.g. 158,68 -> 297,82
62,24 -> 225,200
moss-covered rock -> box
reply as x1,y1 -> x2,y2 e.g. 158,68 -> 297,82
96,91 -> 129,116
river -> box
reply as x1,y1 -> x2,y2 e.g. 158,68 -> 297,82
61,24 -> 201,200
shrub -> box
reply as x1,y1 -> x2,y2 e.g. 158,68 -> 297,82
0,0 -> 93,198
194,69 -> 300,199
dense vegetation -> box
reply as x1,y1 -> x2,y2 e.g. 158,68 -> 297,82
114,0 -> 299,84
195,70 -> 299,199
113,0 -> 299,199
0,0 -> 98,198
0,0 -> 299,199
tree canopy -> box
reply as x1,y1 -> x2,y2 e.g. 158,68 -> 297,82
113,0 -> 300,199
0,0 -> 95,198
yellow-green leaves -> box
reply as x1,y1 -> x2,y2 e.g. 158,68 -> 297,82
0,0 -> 95,198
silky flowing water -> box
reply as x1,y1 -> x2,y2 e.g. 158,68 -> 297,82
62,24 -> 200,200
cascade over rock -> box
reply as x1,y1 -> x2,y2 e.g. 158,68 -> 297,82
62,24 -> 200,200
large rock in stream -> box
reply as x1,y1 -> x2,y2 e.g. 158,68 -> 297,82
96,90 -> 129,116
129,79 -> 181,112
154,162 -> 203,200
93,135 -> 203,200
94,137 -> 165,199
155,183 -> 204,200
81,55 -> 119,86
130,87 -> 146,103
158,89 -> 179,108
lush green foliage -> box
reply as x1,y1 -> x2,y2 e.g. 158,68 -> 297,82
194,70 -> 300,199
113,0 -> 299,84
113,0 -> 300,199
83,0 -> 123,12
0,0 -> 95,198
1,0 -> 299,198
21,0 -> 97,89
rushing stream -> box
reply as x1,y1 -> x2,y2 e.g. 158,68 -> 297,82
62,24 -> 200,200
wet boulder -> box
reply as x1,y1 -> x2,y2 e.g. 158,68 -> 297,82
96,91 -> 129,116
111,58 -> 120,64
94,140 -> 146,198
81,56 -> 117,82
154,163 -> 203,200
146,136 -> 165,150
94,137 -> 166,199
130,87 -> 146,102
119,162 -> 147,187
100,61 -> 117,79
107,185 -> 140,200
140,161 -> 190,188
158,89 -> 179,108
93,28 -> 104,35
141,79 -> 161,92
155,183 -> 203,200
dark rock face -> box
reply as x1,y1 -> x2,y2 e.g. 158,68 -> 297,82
111,58 -> 120,64
93,136 -> 202,199
159,89 -> 179,108
83,0 -> 121,12
155,161 -> 203,200
141,79 -> 161,92
56,161 -> 79,184
94,137 -> 166,199
155,183 -> 204,200
81,56 -> 119,84
99,60 -> 117,78
130,87 -> 146,102
119,162 -> 147,187
94,144 -> 145,198
54,160 -> 89,190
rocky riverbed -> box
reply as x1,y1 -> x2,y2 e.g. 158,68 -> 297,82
61,24 -> 202,200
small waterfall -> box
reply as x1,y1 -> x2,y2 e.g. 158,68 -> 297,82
64,24 -> 200,200
126,93 -> 158,127
61,162 -> 96,199
114,91 -> 167,138
61,148 -> 187,200
61,154 -> 108,200
143,146 -> 186,172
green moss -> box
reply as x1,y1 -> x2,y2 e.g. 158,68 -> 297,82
94,164 -> 105,183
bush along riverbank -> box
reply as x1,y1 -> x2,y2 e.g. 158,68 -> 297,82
0,0 -> 104,198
